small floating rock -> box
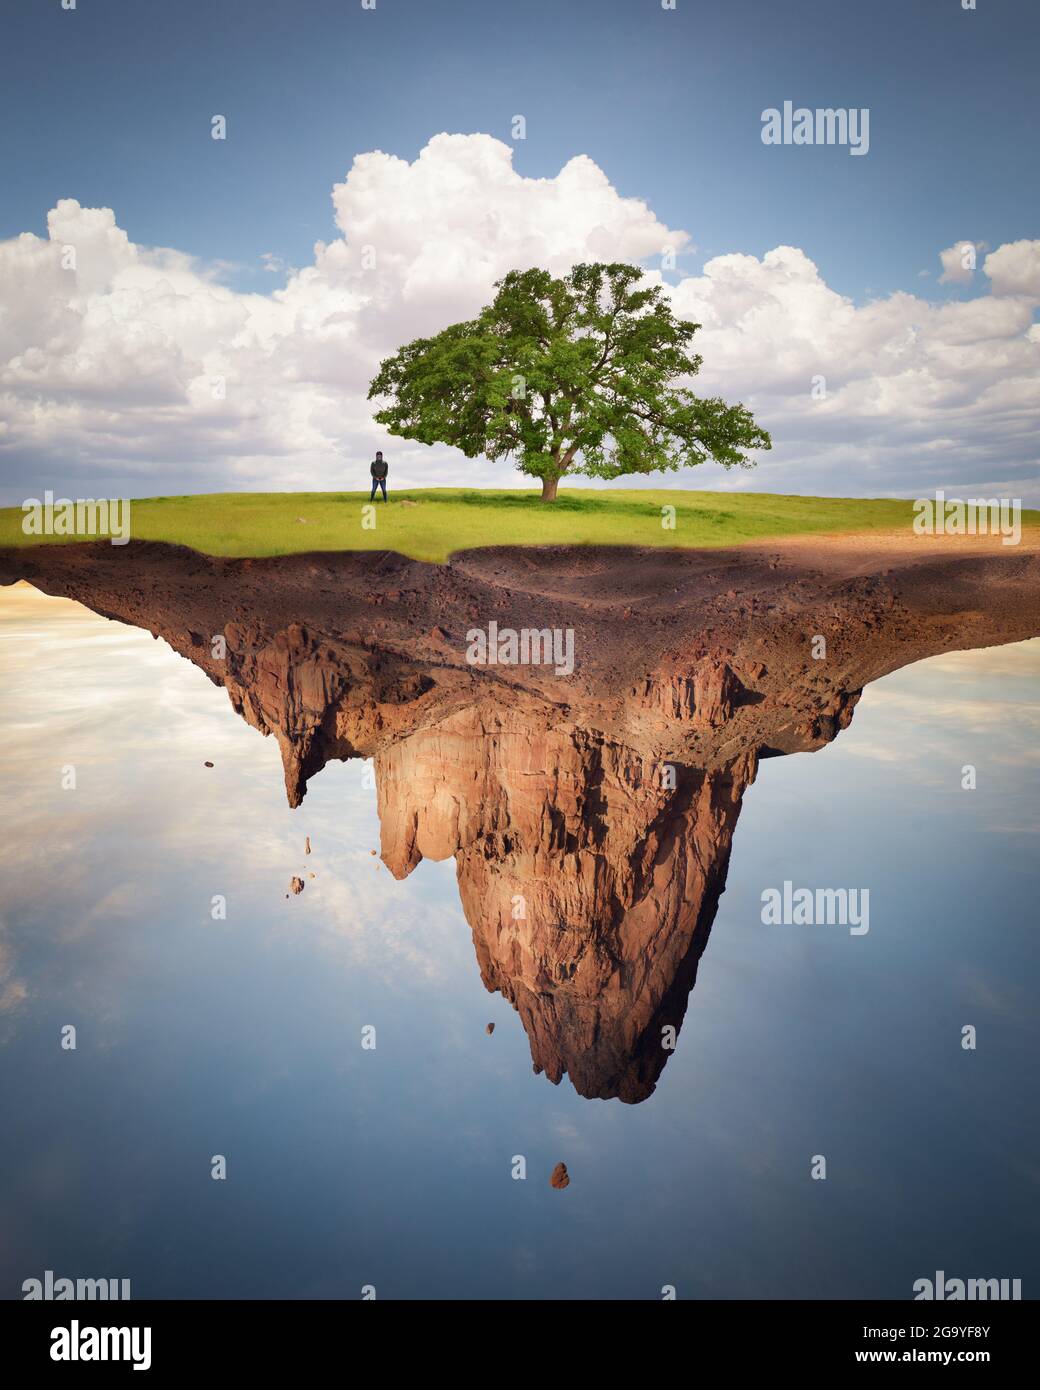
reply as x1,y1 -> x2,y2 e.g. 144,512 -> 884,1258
305,836 -> 311,855
550,1162 -> 570,1190
486,1022 -> 495,1036
204,760 -> 214,768
289,876 -> 305,895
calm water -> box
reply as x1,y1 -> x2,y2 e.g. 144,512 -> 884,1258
1,582 -> 1037,1300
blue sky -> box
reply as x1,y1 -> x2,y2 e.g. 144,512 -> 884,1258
1,0 -> 1037,501
4,0 -> 1036,298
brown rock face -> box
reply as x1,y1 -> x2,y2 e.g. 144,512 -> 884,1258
373,711 -> 754,1101
4,535 -> 1038,1102
550,1163 -> 570,1190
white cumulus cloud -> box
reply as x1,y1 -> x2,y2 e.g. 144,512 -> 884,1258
984,239 -> 1040,299
0,133 -> 1037,505
938,239 -> 985,285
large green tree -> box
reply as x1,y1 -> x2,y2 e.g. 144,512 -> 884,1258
368,261 -> 770,501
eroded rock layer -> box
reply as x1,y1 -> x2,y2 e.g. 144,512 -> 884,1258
4,535 -> 1038,1099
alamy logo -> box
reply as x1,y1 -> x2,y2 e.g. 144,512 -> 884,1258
22,491 -> 131,545
50,1321 -> 151,1372
913,1271 -> 1021,1301
912,491 -> 1021,546
466,620 -> 574,677
761,881 -> 869,936
23,1270 -> 131,1300
761,101 -> 870,156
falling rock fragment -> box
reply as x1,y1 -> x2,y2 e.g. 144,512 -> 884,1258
289,876 -> 305,895
550,1162 -> 570,1190
305,836 -> 311,855
486,1022 -> 495,1036
204,760 -> 214,768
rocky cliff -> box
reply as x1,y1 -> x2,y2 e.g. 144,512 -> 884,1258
3,534 -> 1038,1099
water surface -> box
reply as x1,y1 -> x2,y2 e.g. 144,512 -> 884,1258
1,583 -> 1037,1299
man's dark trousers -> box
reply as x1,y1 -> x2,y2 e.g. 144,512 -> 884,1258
370,479 -> 387,502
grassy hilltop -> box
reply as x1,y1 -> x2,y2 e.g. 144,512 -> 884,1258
2,488 -> 1035,565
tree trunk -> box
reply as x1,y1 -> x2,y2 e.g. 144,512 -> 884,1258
540,475 -> 560,502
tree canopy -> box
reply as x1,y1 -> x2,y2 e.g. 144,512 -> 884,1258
367,261 -> 771,500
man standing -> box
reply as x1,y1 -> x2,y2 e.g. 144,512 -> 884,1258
369,450 -> 388,502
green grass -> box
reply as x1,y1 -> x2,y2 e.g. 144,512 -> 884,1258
3,488 -> 1036,564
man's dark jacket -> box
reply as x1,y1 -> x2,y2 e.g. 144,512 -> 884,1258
370,457 -> 388,480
